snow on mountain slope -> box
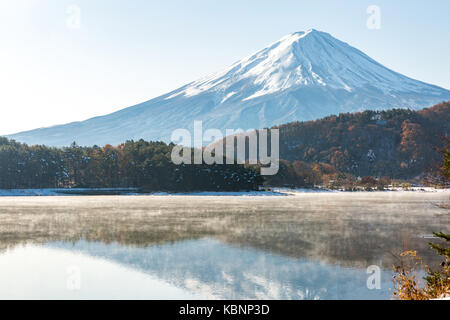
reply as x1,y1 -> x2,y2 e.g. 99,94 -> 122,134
8,29 -> 450,146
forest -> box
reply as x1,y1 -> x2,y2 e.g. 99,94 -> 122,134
268,101 -> 450,188
0,139 -> 262,191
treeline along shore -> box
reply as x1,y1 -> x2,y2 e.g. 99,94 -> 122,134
0,139 -> 262,191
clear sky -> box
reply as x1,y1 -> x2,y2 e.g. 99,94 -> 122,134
1,0 -> 449,135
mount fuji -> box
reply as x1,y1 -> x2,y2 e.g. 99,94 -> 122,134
8,29 -> 450,146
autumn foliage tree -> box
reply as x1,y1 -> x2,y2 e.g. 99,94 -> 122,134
276,102 -> 450,180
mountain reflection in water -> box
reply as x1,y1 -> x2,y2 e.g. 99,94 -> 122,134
0,192 -> 448,299
1,239 -> 392,299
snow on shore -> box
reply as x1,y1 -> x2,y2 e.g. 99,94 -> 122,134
0,188 -> 289,197
152,190 -> 289,197
0,187 -> 447,197
0,188 -> 139,197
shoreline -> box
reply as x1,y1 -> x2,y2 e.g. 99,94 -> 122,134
0,187 -> 448,197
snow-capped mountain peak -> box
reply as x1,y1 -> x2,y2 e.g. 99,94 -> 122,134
7,29 -> 450,146
169,29 -> 444,104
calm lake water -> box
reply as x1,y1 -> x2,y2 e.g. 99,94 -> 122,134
0,192 -> 448,300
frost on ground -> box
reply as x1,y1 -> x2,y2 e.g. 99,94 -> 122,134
0,187 -> 447,197
0,188 -> 289,197
0,188 -> 139,197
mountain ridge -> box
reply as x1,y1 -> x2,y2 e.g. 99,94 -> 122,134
272,101 -> 450,183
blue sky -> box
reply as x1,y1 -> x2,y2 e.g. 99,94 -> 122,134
1,0 -> 449,134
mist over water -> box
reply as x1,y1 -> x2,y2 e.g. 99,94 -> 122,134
0,192 -> 448,299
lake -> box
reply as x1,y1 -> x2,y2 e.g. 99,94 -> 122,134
0,191 -> 448,300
